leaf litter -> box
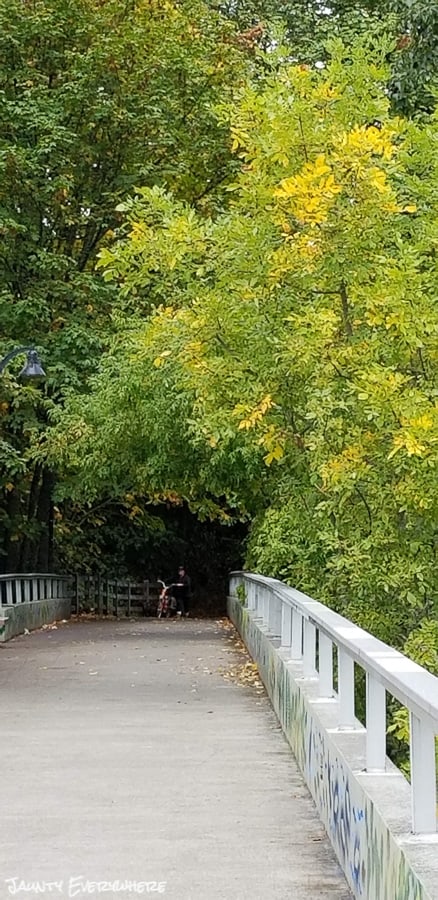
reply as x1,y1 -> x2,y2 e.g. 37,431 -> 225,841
216,618 -> 265,694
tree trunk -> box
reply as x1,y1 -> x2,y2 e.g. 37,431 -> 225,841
36,468 -> 55,572
3,488 -> 22,574
19,463 -> 42,572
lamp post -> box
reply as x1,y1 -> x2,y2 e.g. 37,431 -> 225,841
0,347 -> 46,379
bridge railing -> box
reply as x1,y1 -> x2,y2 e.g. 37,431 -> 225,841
0,573 -> 162,618
0,573 -> 72,606
230,572 -> 438,835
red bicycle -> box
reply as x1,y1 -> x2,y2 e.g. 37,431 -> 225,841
157,580 -> 178,618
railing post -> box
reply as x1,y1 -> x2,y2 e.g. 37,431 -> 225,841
23,579 -> 31,603
366,674 -> 386,772
16,580 -> 23,605
303,620 -> 316,677
255,585 -> 262,618
290,608 -> 303,660
410,712 -> 437,834
338,648 -> 355,728
280,602 -> 292,650
6,580 -> 14,605
318,633 -> 333,697
268,592 -> 281,638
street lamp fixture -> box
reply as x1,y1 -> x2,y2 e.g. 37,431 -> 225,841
0,347 -> 46,380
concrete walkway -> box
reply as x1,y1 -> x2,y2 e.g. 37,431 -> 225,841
1,618 -> 352,900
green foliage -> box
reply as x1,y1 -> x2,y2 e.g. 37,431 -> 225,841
0,0 -> 252,571
52,44 -> 438,669
236,583 -> 247,605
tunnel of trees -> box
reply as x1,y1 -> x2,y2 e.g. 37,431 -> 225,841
1,0 -> 437,716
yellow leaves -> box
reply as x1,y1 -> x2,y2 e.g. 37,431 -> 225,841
231,397 -> 284,466
150,490 -> 183,505
313,82 -> 339,102
388,412 -> 437,460
262,440 -> 284,466
230,129 -> 250,153
338,125 -> 395,161
388,434 -> 427,459
330,125 -> 401,207
257,425 -> 285,466
220,659 -> 263,689
153,349 -> 172,367
320,443 -> 370,487
235,394 -> 273,430
128,505 -> 143,519
408,414 -> 434,430
269,231 -> 322,282
276,154 -> 330,192
368,167 -> 389,194
129,221 -> 148,240
274,155 -> 341,226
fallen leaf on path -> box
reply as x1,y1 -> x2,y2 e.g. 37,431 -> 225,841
219,660 -> 265,691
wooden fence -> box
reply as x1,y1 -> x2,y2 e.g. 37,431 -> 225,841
72,576 -> 161,617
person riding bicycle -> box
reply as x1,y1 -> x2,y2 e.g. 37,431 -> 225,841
174,566 -> 191,617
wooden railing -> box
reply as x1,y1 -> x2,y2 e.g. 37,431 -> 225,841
72,575 -> 161,617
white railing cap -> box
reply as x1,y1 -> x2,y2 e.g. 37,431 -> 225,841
0,573 -> 71,581
232,571 -> 438,727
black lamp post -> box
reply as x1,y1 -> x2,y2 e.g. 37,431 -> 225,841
0,347 -> 46,380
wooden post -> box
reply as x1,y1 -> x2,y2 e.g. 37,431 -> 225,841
145,580 -> 150,616
74,574 -> 79,616
127,582 -> 131,618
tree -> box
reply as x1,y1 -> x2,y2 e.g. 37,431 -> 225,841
0,0 -> 251,571
216,0 -> 438,115
51,41 -> 438,660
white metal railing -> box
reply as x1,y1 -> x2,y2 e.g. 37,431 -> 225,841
230,571 -> 438,835
0,574 -> 72,606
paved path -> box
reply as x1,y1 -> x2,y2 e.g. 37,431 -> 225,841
1,618 -> 352,900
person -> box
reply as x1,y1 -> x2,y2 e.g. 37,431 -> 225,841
174,566 -> 191,617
